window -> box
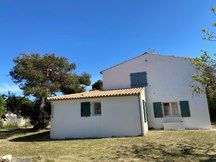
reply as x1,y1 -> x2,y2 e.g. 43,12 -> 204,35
81,102 -> 102,117
130,72 -> 147,88
93,102 -> 101,115
154,101 -> 189,118
163,102 -> 179,117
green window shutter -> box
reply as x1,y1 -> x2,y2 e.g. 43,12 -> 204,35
130,73 -> 139,88
180,101 -> 191,117
139,72 -> 148,87
130,72 -> 148,88
153,102 -> 163,118
81,102 -> 91,117
142,100 -> 147,122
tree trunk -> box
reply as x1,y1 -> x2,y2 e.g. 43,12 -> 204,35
33,97 -> 47,130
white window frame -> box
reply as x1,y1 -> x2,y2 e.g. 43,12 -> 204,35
162,102 -> 180,117
91,102 -> 102,116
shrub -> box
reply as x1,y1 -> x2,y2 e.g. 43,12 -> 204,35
92,80 -> 103,90
0,121 -> 3,129
4,122 -> 19,130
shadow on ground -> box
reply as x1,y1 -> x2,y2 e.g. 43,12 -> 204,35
9,131 -> 104,142
0,128 -> 37,139
10,131 -> 51,142
115,143 -> 216,162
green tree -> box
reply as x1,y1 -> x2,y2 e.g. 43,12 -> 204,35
92,80 -> 103,90
6,93 -> 34,118
192,7 -> 216,121
192,51 -> 216,96
5,93 -> 50,128
10,53 -> 91,129
0,96 -> 6,118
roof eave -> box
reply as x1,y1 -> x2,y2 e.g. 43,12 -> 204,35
47,93 -> 141,102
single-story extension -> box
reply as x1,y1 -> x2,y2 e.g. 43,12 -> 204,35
48,53 -> 211,139
48,87 -> 148,139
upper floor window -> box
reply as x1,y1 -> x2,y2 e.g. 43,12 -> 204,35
130,72 -> 148,88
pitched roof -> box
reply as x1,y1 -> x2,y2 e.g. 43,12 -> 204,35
47,87 -> 144,101
100,52 -> 148,74
100,52 -> 188,74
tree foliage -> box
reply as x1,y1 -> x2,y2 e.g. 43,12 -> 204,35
6,93 -> 34,118
10,53 -> 91,129
192,6 -> 216,121
192,51 -> 216,98
10,53 -> 91,97
92,80 -> 103,90
5,93 -> 51,129
0,96 -> 6,118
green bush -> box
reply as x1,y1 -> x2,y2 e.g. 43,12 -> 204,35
4,122 -> 19,130
0,121 -> 3,129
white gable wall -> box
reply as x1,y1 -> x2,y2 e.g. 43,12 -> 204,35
102,54 -> 211,129
50,95 -> 146,139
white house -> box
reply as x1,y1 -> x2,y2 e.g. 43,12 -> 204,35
48,88 -> 148,139
48,53 -> 211,139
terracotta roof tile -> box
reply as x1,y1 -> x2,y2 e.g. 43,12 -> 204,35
47,87 -> 144,101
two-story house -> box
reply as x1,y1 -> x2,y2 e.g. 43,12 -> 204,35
48,53 -> 211,139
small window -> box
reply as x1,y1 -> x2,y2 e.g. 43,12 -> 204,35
93,102 -> 101,115
163,102 -> 179,117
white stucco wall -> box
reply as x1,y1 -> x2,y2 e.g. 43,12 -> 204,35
50,95 -> 146,139
102,54 -> 211,129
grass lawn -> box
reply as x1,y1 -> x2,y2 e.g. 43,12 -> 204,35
0,129 -> 216,162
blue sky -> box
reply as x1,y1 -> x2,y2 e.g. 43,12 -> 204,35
0,0 -> 215,95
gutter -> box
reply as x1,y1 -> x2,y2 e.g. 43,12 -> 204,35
138,94 -> 144,136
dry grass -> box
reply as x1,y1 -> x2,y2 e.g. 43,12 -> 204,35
0,129 -> 216,162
